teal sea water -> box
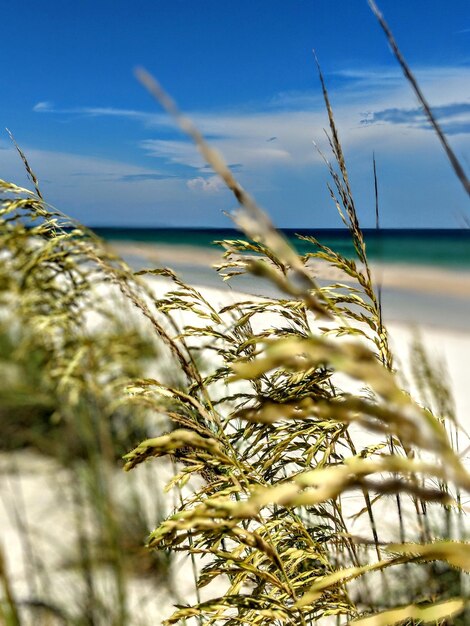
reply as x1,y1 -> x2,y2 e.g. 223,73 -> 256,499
94,228 -> 470,270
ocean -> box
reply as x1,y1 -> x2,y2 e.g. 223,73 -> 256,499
94,227 -> 470,270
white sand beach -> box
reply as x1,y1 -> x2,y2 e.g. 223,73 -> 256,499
1,268 -> 469,624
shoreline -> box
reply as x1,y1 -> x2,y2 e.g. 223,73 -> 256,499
113,241 -> 470,298
113,241 -> 470,333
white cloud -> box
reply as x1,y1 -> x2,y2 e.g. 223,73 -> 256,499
187,175 -> 226,193
33,101 -> 54,112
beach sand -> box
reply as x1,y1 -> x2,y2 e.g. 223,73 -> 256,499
1,265 -> 469,624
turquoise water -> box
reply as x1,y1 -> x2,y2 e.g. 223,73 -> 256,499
94,227 -> 470,270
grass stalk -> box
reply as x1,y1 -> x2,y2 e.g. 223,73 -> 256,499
368,0 -> 470,198
0,544 -> 21,626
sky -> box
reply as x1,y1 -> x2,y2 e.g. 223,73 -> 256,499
1,0 -> 469,228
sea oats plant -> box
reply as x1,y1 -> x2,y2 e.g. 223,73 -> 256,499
120,61 -> 470,626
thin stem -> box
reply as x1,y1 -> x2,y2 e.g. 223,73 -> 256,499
368,0 -> 470,198
174,462 -> 202,626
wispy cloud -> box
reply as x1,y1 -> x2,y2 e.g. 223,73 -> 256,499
32,101 -> 169,126
116,173 -> 177,182
32,64 -> 470,151
33,101 -> 54,112
361,102 -> 470,135
24,63 -> 470,227
141,136 -> 293,170
161,65 -> 469,160
68,169 -> 176,183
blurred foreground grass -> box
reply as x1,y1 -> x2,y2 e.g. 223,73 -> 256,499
0,172 -> 185,624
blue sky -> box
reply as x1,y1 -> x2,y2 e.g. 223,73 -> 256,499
1,0 -> 469,228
